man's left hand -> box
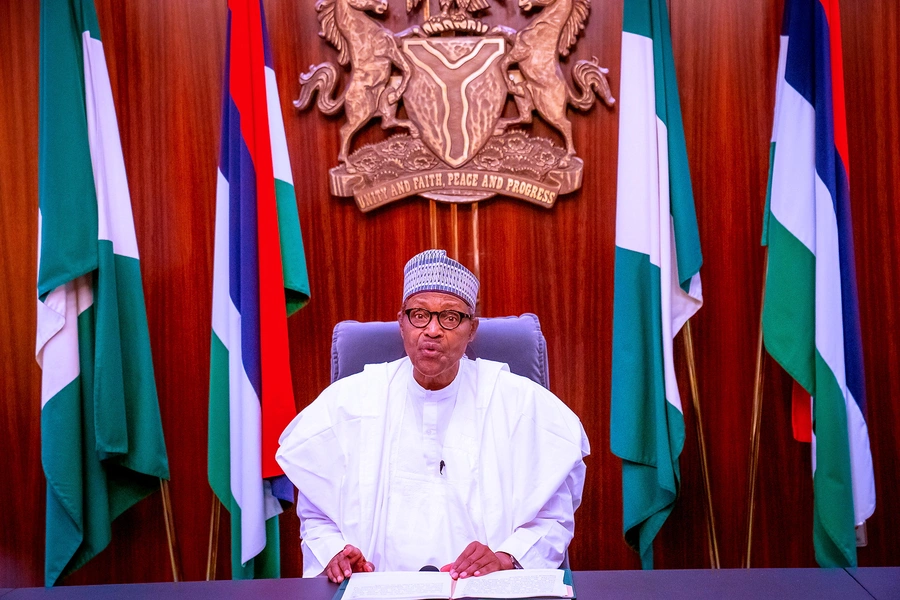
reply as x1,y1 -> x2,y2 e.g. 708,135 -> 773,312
441,542 -> 515,579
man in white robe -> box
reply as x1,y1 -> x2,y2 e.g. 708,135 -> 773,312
276,249 -> 589,582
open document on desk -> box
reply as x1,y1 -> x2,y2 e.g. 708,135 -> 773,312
339,569 -> 574,600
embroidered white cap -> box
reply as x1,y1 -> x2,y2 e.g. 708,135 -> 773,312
402,249 -> 479,311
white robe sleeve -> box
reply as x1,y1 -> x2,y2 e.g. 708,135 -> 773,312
495,461 -> 586,568
484,368 -> 590,569
276,385 -> 351,577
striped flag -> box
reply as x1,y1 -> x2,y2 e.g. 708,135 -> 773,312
611,0 -> 703,570
37,0 -> 170,586
208,0 -> 311,579
761,0 -> 875,568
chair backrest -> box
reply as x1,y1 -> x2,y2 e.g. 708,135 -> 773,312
331,313 -> 550,389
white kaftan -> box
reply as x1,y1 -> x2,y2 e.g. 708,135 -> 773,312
276,357 -> 589,577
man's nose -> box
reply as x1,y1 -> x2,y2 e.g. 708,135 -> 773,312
424,315 -> 443,336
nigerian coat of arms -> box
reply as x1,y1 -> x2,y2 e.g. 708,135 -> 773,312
296,0 -> 615,212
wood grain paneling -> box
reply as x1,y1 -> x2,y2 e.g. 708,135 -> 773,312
0,0 -> 43,589
842,0 -> 900,568
1,0 -> 897,587
666,0 -> 783,569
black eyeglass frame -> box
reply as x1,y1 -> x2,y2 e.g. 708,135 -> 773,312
403,308 -> 474,331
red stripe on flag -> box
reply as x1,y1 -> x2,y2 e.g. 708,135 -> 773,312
818,0 -> 849,177
228,0 -> 296,480
791,379 -> 812,443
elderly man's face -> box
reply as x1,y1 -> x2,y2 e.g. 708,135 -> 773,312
398,291 -> 478,390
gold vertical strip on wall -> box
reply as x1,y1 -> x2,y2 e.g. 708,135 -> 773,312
472,202 -> 480,310
430,200 -> 438,248
450,203 -> 458,259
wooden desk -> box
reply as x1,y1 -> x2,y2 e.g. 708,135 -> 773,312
3,568 -> 894,599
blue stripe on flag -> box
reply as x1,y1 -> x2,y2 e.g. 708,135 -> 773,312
220,31 -> 264,402
836,158 -> 866,414
784,0 -> 815,107
812,3 -> 838,213
231,119 -> 263,400
271,475 -> 293,504
220,4 -> 266,403
808,0 -> 866,415
259,0 -> 274,69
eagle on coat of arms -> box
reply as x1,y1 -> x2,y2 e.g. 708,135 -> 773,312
408,0 -> 490,20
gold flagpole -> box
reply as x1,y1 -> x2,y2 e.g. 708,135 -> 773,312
159,479 -> 182,581
206,496 -> 221,580
682,321 -> 721,569
744,248 -> 768,568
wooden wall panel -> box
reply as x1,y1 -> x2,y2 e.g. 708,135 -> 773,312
667,0 -> 782,569
0,0 -> 897,587
0,0 -> 42,589
842,0 -> 900,567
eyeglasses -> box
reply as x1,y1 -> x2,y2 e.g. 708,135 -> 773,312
404,307 -> 473,331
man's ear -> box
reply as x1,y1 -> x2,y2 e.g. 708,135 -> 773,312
468,316 -> 479,341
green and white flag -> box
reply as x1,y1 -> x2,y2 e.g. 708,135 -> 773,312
610,0 -> 703,570
37,0 -> 170,586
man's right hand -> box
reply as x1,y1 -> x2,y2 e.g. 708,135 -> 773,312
325,544 -> 374,583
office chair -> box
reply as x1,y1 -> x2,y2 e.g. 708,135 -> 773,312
331,313 -> 549,387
